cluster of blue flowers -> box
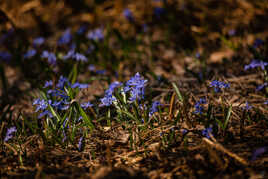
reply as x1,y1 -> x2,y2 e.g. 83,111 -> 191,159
99,73 -> 162,119
194,98 -> 207,114
33,76 -> 90,119
124,72 -> 148,102
210,80 -> 230,93
100,73 -> 148,106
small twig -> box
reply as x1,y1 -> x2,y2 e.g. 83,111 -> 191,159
4,142 -> 18,155
202,137 -> 248,166
168,92 -> 176,121
0,7 -> 17,30
206,141 -> 224,167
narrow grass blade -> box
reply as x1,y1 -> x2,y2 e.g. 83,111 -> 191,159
223,105 -> 232,130
172,82 -> 183,103
120,110 -> 138,122
74,102 -> 94,131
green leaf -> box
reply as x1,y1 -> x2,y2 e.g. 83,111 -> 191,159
172,82 -> 184,103
223,105 -> 232,130
69,63 -> 78,84
216,119 -> 224,129
74,102 -> 94,131
120,110 -> 139,122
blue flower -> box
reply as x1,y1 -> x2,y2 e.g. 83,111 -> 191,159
71,82 -> 89,89
194,98 -> 206,114
195,52 -> 201,58
139,104 -> 147,111
81,102 -> 93,110
33,37 -> 45,46
99,81 -> 122,107
210,80 -> 230,93
63,50 -> 75,60
125,73 -> 147,89
264,100 -> 268,105
105,81 -> 122,95
244,60 -> 268,71
243,101 -> 252,111
123,8 -> 134,21
38,110 -> 53,118
194,104 -> 204,114
77,25 -> 87,35
33,99 -> 49,112
99,94 -> 116,107
149,101 -> 162,116
88,64 -> 96,71
62,131 -> 67,142
0,51 -> 12,62
202,127 -> 213,139
250,146 -> 267,161
48,89 -> 69,100
63,50 -> 87,62
56,76 -> 70,89
182,129 -> 188,135
41,51 -> 57,65
44,80 -> 53,88
78,136 -> 85,151
51,100 -> 70,111
198,98 -> 207,104
4,127 -> 17,142
73,53 -> 87,62
228,29 -> 236,36
256,82 -> 267,91
87,28 -> 104,41
58,29 -> 72,45
63,117 -> 69,128
23,49 -> 36,59
77,116 -> 83,123
96,70 -> 106,75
